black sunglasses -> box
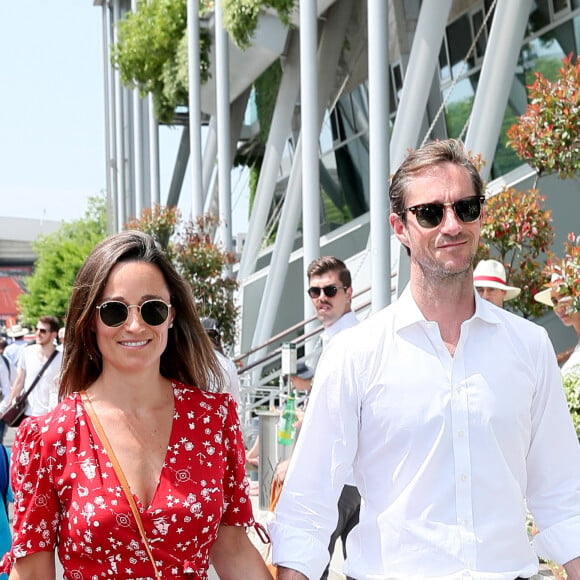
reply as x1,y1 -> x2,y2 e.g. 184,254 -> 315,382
307,285 -> 347,299
399,195 -> 485,229
96,299 -> 172,328
35,328 -> 48,335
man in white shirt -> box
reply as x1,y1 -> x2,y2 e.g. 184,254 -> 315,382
270,139 -> 580,580
283,256 -> 360,580
9,316 -> 62,418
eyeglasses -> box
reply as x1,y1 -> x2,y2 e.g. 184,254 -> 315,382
96,299 -> 172,328
398,195 -> 485,229
307,285 -> 347,299
35,328 -> 48,335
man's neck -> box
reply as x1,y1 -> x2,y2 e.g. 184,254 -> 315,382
410,269 -> 476,353
37,342 -> 56,358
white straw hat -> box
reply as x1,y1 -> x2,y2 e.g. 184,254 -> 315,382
533,273 -> 562,307
6,324 -> 29,338
473,259 -> 521,301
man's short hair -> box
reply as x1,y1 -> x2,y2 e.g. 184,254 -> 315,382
389,138 -> 483,222
38,315 -> 60,334
307,256 -> 352,289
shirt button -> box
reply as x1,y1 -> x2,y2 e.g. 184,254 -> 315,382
458,429 -> 465,437
460,474 -> 467,482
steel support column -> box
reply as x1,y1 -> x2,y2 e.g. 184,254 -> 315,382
215,0 -> 232,257
465,0 -> 533,180
237,30 -> 301,281
300,0 -> 320,325
368,0 -> 390,311
187,0 -> 204,217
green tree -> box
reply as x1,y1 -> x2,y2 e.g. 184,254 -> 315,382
18,196 -> 108,325
126,206 -> 239,348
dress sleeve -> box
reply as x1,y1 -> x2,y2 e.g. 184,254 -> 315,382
220,394 -> 254,527
1,417 -> 60,573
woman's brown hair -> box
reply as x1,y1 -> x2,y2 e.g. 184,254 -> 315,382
60,230 -> 224,397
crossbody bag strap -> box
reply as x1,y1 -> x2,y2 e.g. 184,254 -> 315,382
81,391 -> 161,579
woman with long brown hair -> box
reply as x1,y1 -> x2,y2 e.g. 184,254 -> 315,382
2,231 -> 271,579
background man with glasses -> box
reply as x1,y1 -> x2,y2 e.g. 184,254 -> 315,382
280,256 -> 360,580
8,315 -> 62,419
270,139 -> 580,579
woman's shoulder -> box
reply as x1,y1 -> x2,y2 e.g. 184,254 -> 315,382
18,393 -> 82,443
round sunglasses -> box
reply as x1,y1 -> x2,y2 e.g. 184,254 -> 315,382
96,299 -> 172,328
398,195 -> 485,229
307,285 -> 347,299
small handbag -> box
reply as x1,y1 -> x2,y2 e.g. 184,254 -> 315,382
1,350 -> 58,428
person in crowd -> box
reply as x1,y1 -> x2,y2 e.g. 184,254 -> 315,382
0,445 -> 11,580
270,139 -> 580,579
535,274 -> 580,375
56,326 -> 66,352
2,326 -> 29,367
1,231 -> 272,579
201,317 -> 241,405
7,316 -> 61,419
281,256 -> 360,580
473,258 -> 521,308
0,339 -> 15,444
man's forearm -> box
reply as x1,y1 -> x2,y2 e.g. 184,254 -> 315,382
276,566 -> 308,580
564,556 -> 580,579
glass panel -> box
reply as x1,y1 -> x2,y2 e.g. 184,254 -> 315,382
443,76 -> 476,140
447,14 -> 476,77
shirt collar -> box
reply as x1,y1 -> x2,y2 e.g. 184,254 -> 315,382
394,283 -> 503,333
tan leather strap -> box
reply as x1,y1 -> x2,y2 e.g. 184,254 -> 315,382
81,391 -> 161,579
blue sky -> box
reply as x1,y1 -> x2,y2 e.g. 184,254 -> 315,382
0,1 -> 249,235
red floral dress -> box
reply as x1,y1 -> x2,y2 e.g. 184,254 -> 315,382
2,382 -> 254,579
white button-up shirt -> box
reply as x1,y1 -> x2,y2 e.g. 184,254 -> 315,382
269,287 -> 580,579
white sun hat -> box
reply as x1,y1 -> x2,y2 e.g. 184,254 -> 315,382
473,259 -> 521,301
534,273 -> 562,307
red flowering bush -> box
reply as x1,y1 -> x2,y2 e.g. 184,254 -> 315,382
476,187 -> 554,318
507,54 -> 580,181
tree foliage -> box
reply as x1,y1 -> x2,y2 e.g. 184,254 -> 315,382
18,197 -> 108,326
222,0 -> 294,49
476,187 -> 554,319
126,206 -> 239,349
111,0 -> 293,123
111,0 -> 212,123
507,54 -> 580,180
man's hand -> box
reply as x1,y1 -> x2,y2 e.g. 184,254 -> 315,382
274,459 -> 290,484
